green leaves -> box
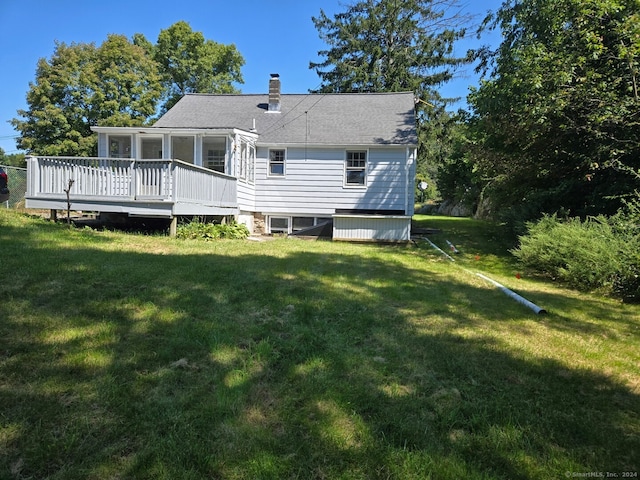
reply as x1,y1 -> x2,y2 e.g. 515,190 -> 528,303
12,22 -> 245,156
310,0 -> 475,203
11,36 -> 161,156
154,21 -> 244,113
470,0 -> 640,221
310,0 -> 471,98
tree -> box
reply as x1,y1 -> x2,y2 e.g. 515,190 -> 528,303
469,0 -> 640,222
154,21 -> 245,112
310,0 -> 471,101
0,148 -> 26,167
12,22 -> 245,155
310,0 -> 474,200
11,36 -> 162,156
88,34 -> 163,127
434,116 -> 482,210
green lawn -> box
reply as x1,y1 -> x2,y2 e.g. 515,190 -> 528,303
1,210 -> 638,479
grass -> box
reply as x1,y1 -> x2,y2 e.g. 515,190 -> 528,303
0,209 -> 638,479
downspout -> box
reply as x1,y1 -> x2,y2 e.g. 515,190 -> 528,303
405,147 -> 415,216
405,148 -> 409,215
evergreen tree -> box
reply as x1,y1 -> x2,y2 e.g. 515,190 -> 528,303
310,0 -> 474,199
310,0 -> 471,102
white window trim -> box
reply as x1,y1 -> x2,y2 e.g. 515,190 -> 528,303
107,134 -> 132,159
170,135 -> 196,164
269,216 -> 332,235
138,135 -> 165,160
268,148 -> 286,177
202,136 -> 227,173
268,216 -> 290,234
344,149 -> 368,188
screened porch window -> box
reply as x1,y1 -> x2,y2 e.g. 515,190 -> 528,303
171,136 -> 195,164
108,135 -> 131,158
203,137 -> 226,173
140,137 -> 163,159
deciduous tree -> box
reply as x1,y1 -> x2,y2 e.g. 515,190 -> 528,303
154,21 -> 245,112
469,0 -> 640,222
11,36 -> 162,156
12,22 -> 245,155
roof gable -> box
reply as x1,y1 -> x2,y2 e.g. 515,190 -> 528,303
153,92 -> 417,146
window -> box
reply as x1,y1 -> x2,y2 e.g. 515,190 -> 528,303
292,217 -> 314,232
269,149 -> 285,176
108,135 -> 131,158
171,136 -> 195,164
248,144 -> 255,183
271,217 -> 332,234
239,143 -> 248,179
203,137 -> 226,173
269,217 -> 289,234
346,151 -> 367,186
140,137 -> 163,159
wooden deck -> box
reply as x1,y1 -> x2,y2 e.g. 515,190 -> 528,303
25,156 -> 238,218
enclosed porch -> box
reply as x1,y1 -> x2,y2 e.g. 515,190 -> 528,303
25,156 -> 239,221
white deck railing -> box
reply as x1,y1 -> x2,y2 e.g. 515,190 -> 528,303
26,156 -> 237,210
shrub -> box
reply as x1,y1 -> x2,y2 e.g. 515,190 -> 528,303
176,218 -> 250,240
513,209 -> 639,302
609,198 -> 640,302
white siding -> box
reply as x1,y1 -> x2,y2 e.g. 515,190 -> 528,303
333,215 -> 411,242
237,179 -> 256,211
253,146 -> 410,215
98,133 -> 108,158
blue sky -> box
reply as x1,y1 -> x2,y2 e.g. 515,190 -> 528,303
0,0 -> 502,155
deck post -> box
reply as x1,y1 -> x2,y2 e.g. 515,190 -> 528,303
50,209 -> 57,222
169,216 -> 177,237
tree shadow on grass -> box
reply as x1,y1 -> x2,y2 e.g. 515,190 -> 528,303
0,220 -> 638,479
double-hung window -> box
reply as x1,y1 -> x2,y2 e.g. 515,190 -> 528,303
346,151 -> 367,186
269,149 -> 285,176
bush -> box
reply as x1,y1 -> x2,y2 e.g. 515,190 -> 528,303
513,208 -> 640,302
176,218 -> 250,240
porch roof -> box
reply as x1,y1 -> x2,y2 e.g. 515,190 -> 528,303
90,126 -> 258,140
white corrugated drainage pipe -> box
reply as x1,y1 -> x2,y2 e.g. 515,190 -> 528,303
422,237 -> 456,262
475,273 -> 547,315
420,237 -> 547,315
446,240 -> 460,254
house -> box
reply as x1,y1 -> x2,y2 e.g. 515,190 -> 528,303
25,74 -> 418,241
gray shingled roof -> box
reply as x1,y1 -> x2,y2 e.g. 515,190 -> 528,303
153,92 -> 417,146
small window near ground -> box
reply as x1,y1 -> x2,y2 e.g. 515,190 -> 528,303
346,151 -> 366,186
292,217 -> 315,232
269,217 -> 289,234
269,149 -> 285,176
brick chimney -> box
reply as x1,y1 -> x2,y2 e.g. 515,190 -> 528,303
268,73 -> 281,112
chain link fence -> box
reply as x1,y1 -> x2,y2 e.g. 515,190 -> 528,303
1,165 -> 27,209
